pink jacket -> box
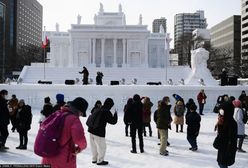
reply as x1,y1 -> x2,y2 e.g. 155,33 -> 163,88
42,109 -> 87,168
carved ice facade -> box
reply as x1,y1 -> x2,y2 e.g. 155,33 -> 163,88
45,4 -> 171,68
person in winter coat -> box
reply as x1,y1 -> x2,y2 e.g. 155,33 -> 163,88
41,97 -> 53,118
90,100 -> 102,114
185,98 -> 196,117
16,99 -> 32,150
53,93 -> 66,113
127,94 -> 144,153
215,101 -> 237,168
197,89 -> 207,115
156,97 -> 171,156
233,99 -> 246,153
87,98 -> 118,165
142,97 -> 153,137
123,98 -> 133,136
8,94 -> 19,132
186,104 -> 201,151
238,90 -> 246,106
96,71 -> 103,85
42,97 -> 88,168
173,100 -> 185,132
79,66 -> 89,85
0,90 -> 10,151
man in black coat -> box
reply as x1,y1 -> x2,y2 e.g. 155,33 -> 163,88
127,94 -> 144,153
0,90 -> 10,151
87,98 -> 118,165
186,104 -> 201,151
79,66 -> 89,85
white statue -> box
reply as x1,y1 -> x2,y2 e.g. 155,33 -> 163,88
139,14 -> 142,25
185,48 -> 218,85
159,24 -> 164,34
99,3 -> 104,13
56,23 -> 59,32
77,14 -> 81,25
119,4 -> 122,13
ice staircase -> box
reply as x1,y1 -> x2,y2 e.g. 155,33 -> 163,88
19,65 -> 192,85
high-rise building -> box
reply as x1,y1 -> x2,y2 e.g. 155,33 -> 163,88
0,0 -> 42,81
210,15 -> 241,77
174,10 -> 207,65
152,17 -> 166,33
241,0 -> 248,77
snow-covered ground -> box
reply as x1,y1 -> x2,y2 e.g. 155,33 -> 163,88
1,110 -> 247,168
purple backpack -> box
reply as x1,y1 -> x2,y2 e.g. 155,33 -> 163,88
34,111 -> 72,157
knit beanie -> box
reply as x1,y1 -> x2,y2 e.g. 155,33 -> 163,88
232,99 -> 241,108
56,93 -> 64,103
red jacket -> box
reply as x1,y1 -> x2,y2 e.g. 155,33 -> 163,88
197,92 -> 207,104
42,108 -> 87,168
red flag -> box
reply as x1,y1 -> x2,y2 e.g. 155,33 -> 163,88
42,36 -> 48,49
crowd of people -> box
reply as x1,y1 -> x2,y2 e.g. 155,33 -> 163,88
0,89 -> 247,168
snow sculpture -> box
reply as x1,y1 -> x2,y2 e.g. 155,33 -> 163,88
119,4 -> 122,13
139,14 -> 142,25
77,14 -> 81,25
56,23 -> 59,32
99,3 -> 104,13
185,48 -> 218,85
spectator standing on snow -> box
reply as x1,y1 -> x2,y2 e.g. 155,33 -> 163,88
0,90 -> 10,151
215,101 -> 237,168
90,100 -> 102,114
197,89 -> 207,115
142,97 -> 153,137
185,98 -> 196,117
16,99 -> 32,150
173,100 -> 185,133
8,94 -> 19,132
186,104 -> 201,151
42,97 -> 88,168
87,98 -> 118,165
156,97 -> 171,156
233,99 -> 246,153
123,98 -> 133,136
41,97 -> 53,118
127,94 -> 144,154
53,94 -> 66,112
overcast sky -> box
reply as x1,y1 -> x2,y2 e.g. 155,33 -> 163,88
38,0 -> 240,39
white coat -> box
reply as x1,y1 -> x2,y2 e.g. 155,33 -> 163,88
233,107 -> 245,135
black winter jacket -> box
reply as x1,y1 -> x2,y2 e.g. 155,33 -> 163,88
127,101 -> 143,127
16,105 -> 32,132
0,97 -> 9,126
186,111 -> 201,136
88,107 -> 118,137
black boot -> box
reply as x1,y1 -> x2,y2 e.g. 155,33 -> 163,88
180,125 -> 183,132
237,137 -> 246,152
176,125 -> 179,133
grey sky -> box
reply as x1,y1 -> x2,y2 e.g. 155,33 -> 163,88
38,0 -> 240,40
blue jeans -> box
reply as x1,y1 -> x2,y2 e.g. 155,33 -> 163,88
218,163 -> 228,168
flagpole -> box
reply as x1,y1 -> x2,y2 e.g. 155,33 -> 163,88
165,34 -> 168,82
43,47 -> 46,80
43,26 -> 46,80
